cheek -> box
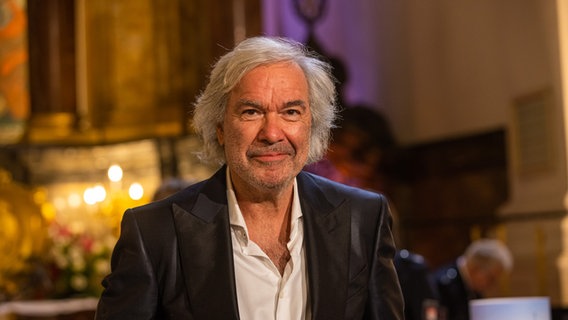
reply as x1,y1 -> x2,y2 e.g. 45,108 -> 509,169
222,118 -> 242,139
234,124 -> 258,141
473,274 -> 491,289
287,121 -> 311,141
223,122 -> 257,150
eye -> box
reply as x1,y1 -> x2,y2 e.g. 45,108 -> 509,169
241,108 -> 262,120
281,108 -> 303,121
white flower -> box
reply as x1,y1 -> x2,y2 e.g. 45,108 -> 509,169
94,258 -> 110,274
70,274 -> 88,291
53,252 -> 69,269
71,256 -> 86,272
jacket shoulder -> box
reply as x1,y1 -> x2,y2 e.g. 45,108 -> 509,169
433,262 -> 462,286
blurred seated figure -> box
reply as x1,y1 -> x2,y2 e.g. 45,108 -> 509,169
305,105 -> 398,194
394,250 -> 439,320
151,177 -> 193,201
431,238 -> 513,320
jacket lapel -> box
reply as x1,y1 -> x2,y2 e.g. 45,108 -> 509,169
169,169 -> 352,319
171,167 -> 240,319
298,172 -> 351,319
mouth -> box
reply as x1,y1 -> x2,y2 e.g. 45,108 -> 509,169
247,145 -> 294,163
250,152 -> 289,163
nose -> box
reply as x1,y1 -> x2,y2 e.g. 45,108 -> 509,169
258,112 -> 284,144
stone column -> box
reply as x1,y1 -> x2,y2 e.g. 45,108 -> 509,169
499,0 -> 568,306
26,0 -> 77,142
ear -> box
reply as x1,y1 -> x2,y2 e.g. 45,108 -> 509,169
216,125 -> 224,145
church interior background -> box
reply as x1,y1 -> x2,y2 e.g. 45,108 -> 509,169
2,0 -> 568,318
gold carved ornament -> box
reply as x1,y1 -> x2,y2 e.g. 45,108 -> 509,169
0,168 -> 49,301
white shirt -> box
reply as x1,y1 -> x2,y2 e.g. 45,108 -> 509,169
226,169 -> 310,320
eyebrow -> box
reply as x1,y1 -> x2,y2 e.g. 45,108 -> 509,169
235,99 -> 307,109
235,99 -> 259,106
285,100 -> 307,108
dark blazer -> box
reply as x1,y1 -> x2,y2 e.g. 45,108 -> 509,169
394,250 -> 438,320
432,262 -> 481,320
95,167 -> 403,320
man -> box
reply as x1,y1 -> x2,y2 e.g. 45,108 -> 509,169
431,238 -> 513,320
305,105 -> 437,320
95,36 -> 403,319
394,250 -> 439,320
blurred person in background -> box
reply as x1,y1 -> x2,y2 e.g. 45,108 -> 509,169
306,105 -> 399,195
394,249 -> 439,320
306,105 -> 440,320
431,238 -> 513,320
151,177 -> 194,201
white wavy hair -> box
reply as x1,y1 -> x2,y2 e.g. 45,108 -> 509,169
465,238 -> 514,271
192,36 -> 339,166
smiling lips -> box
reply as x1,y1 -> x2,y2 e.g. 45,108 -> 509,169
252,153 -> 288,162
247,144 -> 295,162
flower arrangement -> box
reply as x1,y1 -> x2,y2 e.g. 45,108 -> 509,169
43,181 -> 146,299
0,163 -> 151,301
47,220 -> 117,298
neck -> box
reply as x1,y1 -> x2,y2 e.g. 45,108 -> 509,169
237,185 -> 294,221
232,178 -> 295,276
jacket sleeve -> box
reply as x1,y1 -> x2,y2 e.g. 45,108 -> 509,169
365,195 -> 404,320
95,210 -> 159,320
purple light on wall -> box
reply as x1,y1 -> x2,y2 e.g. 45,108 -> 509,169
262,0 -> 384,109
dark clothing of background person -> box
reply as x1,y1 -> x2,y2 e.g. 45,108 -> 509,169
432,262 -> 481,320
394,249 -> 439,320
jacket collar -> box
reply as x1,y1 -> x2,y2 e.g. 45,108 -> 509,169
297,171 -> 351,319
172,167 -> 351,319
171,166 -> 239,319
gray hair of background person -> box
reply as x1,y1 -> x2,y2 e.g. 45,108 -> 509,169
192,36 -> 339,166
465,239 -> 514,272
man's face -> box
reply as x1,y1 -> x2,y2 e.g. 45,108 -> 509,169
217,62 -> 311,193
470,264 -> 504,293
